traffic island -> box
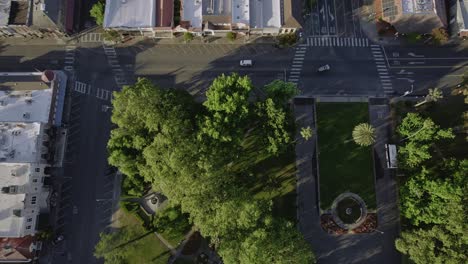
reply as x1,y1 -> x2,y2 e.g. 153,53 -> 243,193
315,103 -> 378,234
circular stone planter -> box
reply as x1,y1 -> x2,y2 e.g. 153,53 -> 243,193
331,192 -> 367,230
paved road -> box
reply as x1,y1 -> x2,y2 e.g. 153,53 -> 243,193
0,37 -> 466,263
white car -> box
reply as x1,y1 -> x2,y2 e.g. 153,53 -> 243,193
240,60 -> 253,67
317,64 -> 330,72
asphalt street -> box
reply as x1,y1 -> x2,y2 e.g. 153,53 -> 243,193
0,31 -> 466,264
308,0 -> 366,37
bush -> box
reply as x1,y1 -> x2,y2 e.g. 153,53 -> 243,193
277,33 -> 297,47
431,27 -> 449,45
103,30 -> 120,41
90,0 -> 105,26
406,32 -> 422,44
226,31 -> 237,41
184,32 -> 194,42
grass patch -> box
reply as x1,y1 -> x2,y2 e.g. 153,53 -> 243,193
316,103 -> 375,210
114,209 -> 172,264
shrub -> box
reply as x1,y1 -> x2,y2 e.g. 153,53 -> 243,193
103,30 -> 120,41
226,31 -> 236,41
406,32 -> 422,44
184,32 -> 194,42
431,27 -> 449,45
277,33 -> 297,47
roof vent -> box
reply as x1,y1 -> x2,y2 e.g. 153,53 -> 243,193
25,98 -> 33,104
23,112 -> 30,119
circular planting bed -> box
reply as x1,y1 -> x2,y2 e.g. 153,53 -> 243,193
336,197 -> 362,224
331,192 -> 367,230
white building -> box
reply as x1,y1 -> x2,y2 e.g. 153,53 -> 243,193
180,0 -> 301,34
0,71 -> 66,240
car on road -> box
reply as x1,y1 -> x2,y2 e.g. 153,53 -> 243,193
52,235 -> 65,245
240,60 -> 253,67
317,64 -> 331,72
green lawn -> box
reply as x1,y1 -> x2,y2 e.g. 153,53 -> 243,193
115,209 -> 172,264
316,103 -> 375,210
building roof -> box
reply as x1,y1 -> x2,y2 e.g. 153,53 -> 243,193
182,0 -> 203,28
8,1 -> 29,25
381,0 -> 447,33
0,0 -> 11,26
0,123 -> 43,163
0,163 -> 29,237
232,0 -> 249,26
104,0 -> 156,29
282,0 -> 302,28
0,75 -> 53,124
155,0 -> 174,27
457,0 -> 468,31
250,0 -> 281,29
0,236 -> 35,261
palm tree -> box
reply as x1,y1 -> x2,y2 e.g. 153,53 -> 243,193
352,123 -> 376,146
415,88 -> 443,107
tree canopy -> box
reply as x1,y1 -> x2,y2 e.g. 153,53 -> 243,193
105,76 -> 314,263
90,0 -> 105,26
395,112 -> 467,264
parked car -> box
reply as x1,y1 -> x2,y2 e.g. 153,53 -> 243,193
317,64 -> 331,72
240,60 -> 253,67
52,235 -> 65,245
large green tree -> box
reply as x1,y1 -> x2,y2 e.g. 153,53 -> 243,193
106,76 -> 315,263
397,113 -> 454,168
399,160 -> 466,226
263,80 -> 299,106
199,73 -> 252,143
256,98 -> 292,155
90,0 -> 105,26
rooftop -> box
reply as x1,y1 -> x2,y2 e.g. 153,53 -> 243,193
104,0 -> 156,28
457,0 -> 468,30
182,0 -> 203,28
250,0 -> 281,28
0,74 -> 53,124
0,0 -> 11,26
0,122 -> 43,163
232,0 -> 249,26
202,0 -> 231,16
402,0 -> 434,14
8,1 -> 29,25
0,163 -> 29,237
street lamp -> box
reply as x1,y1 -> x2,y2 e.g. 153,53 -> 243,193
401,84 -> 414,97
374,229 -> 384,234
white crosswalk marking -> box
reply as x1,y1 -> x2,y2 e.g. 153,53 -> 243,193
307,37 -> 370,47
370,45 -> 393,95
96,88 -> 111,100
80,33 -> 103,43
74,81 -> 87,94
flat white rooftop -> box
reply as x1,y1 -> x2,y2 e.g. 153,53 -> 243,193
0,163 -> 29,237
183,0 -> 203,28
250,0 -> 281,28
104,0 -> 156,28
0,123 -> 42,163
232,0 -> 250,26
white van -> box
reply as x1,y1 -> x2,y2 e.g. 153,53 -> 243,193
240,60 -> 253,67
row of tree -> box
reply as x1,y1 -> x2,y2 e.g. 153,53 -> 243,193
394,113 -> 467,263
105,75 -> 315,263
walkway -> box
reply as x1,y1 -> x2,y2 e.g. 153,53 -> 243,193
294,97 -> 401,264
